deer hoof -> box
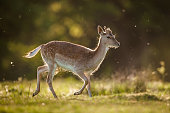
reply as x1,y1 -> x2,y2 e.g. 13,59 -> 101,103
74,91 -> 81,95
32,93 -> 36,97
32,90 -> 39,97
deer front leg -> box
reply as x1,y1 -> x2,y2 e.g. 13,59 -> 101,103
74,72 -> 88,95
33,65 -> 48,97
46,64 -> 57,98
86,76 -> 92,97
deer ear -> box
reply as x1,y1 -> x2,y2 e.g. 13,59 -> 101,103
106,28 -> 112,34
97,25 -> 104,35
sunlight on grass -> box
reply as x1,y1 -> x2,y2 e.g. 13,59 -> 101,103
0,78 -> 170,113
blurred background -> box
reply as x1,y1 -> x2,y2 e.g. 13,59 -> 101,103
0,0 -> 170,81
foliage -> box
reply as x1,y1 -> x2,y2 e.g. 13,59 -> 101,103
0,0 -> 170,81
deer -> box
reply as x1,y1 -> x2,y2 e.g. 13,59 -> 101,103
24,25 -> 120,98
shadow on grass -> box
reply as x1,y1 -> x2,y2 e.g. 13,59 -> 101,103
110,93 -> 160,101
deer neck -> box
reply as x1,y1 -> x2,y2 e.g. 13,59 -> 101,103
90,38 -> 109,67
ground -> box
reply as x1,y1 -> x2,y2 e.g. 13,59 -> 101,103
0,77 -> 170,113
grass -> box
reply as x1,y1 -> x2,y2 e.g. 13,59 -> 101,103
0,77 -> 170,113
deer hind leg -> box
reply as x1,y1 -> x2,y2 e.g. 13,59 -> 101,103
86,76 -> 92,97
46,63 -> 58,98
74,72 -> 88,95
33,65 -> 48,97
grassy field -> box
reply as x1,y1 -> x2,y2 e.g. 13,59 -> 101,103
0,77 -> 170,113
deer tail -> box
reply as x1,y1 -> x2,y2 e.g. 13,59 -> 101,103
23,45 -> 42,58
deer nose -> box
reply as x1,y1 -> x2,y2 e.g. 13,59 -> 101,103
117,42 -> 120,46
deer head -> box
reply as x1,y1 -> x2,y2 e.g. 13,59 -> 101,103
97,25 -> 120,49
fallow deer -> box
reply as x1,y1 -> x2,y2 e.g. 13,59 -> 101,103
24,25 -> 120,98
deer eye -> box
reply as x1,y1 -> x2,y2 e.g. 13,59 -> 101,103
107,36 -> 111,39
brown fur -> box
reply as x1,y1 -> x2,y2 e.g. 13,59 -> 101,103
24,25 -> 120,98
41,41 -> 95,61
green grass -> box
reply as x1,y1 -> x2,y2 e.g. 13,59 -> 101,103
0,77 -> 170,113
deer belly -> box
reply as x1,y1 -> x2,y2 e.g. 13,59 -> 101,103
58,62 -> 74,71
55,54 -> 79,73
55,59 -> 76,72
